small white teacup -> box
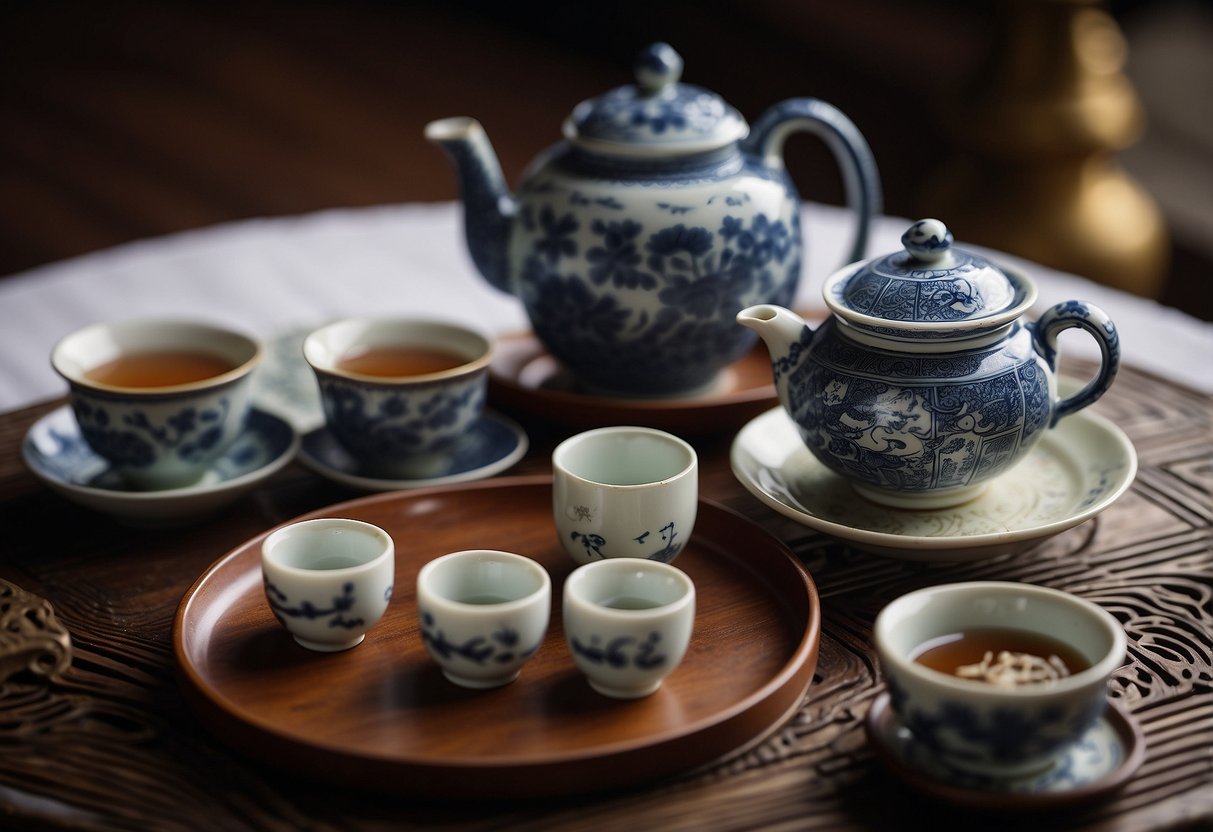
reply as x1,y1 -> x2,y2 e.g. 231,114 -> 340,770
552,426 -> 698,565
563,558 -> 696,698
303,318 -> 491,477
416,549 -> 551,689
874,581 -> 1127,777
51,319 -> 262,489
261,518 -> 395,652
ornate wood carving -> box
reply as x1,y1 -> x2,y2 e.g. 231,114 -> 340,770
0,578 -> 71,682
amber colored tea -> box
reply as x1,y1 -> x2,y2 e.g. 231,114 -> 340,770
912,627 -> 1090,687
85,350 -> 236,388
335,345 -> 467,377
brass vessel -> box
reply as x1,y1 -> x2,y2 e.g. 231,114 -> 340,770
922,0 -> 1168,297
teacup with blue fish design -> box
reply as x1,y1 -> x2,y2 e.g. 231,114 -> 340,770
261,517 -> 395,652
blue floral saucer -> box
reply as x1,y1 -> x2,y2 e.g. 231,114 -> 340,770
297,411 -> 528,492
864,691 -> 1144,810
730,399 -> 1136,561
22,405 -> 299,525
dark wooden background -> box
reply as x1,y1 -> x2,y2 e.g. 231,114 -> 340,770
1,0 -> 1209,320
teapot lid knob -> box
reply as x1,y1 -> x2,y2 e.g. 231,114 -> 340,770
901,218 -> 953,263
635,42 -> 683,94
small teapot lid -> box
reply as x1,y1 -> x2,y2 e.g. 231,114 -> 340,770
824,219 -> 1037,338
562,43 -> 748,157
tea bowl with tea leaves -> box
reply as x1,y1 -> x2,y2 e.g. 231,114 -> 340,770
873,581 -> 1126,778
303,318 -> 492,478
51,319 -> 262,490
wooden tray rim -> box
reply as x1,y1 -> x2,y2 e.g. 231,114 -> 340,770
172,475 -> 822,791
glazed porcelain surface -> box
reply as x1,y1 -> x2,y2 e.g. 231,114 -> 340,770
261,518 -> 395,652
51,319 -> 263,490
865,693 -> 1144,810
298,411 -> 527,492
303,318 -> 492,476
427,42 -> 880,396
415,549 -> 551,689
729,403 -> 1135,560
739,219 -> 1121,508
873,581 -> 1126,777
563,558 -> 696,698
23,405 -> 298,525
552,426 -> 698,564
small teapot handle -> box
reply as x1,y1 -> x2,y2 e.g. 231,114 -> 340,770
1032,300 -> 1121,426
744,99 -> 882,264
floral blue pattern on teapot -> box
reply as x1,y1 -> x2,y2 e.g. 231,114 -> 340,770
739,219 -> 1121,509
426,43 -> 881,397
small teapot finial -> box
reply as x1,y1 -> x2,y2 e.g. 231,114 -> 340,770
635,43 -> 683,95
901,218 -> 953,264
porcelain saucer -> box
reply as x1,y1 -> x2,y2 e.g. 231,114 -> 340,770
729,406 -> 1136,561
297,411 -> 528,492
22,406 -> 299,525
865,692 -> 1144,810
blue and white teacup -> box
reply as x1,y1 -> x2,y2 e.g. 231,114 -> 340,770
416,549 -> 551,688
552,426 -> 698,565
51,319 -> 262,490
563,558 -> 696,698
303,318 -> 492,477
874,581 -> 1127,777
261,517 -> 395,652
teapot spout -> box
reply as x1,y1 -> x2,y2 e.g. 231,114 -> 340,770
425,117 -> 517,295
737,304 -> 811,361
737,304 -> 815,405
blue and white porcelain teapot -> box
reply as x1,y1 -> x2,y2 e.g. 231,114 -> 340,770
738,218 -> 1121,508
426,43 -> 881,396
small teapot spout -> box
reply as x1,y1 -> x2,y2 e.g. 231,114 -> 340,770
737,304 -> 815,407
737,304 -> 812,360
425,117 -> 517,295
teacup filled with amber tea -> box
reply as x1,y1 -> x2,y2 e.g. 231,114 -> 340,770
303,317 -> 492,477
874,581 -> 1126,776
51,319 -> 262,489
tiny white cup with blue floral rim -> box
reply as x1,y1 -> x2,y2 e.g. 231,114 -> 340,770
552,426 -> 698,565
261,517 -> 395,652
415,549 -> 551,689
563,558 -> 696,698
874,581 -> 1127,777
303,318 -> 492,478
51,319 -> 262,490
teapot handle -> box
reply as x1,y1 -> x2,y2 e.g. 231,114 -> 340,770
1032,300 -> 1121,426
744,98 -> 882,265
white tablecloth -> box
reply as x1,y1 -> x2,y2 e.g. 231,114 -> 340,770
2,201 -> 1210,413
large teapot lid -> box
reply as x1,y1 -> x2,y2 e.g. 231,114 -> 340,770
562,43 -> 748,157
823,219 -> 1037,340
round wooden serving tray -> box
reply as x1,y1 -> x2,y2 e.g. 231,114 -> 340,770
173,476 -> 821,798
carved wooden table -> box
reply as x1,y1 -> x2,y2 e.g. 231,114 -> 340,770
1,362 -> 1209,830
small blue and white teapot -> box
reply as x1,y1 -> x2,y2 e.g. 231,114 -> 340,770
427,42 -> 881,397
738,218 -> 1121,508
